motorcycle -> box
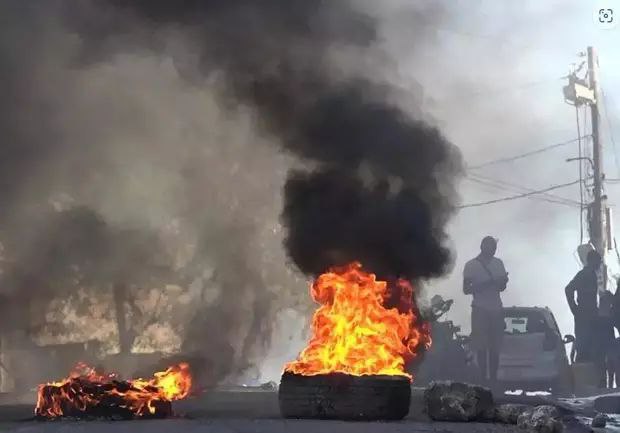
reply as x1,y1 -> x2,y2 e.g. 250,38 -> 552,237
412,295 -> 478,385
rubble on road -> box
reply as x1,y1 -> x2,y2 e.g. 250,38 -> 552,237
423,381 -> 571,432
591,413 -> 608,428
259,381 -> 277,391
516,405 -> 563,433
494,404 -> 533,424
424,381 -> 495,422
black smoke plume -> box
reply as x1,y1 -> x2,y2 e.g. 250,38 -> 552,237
82,0 -> 464,280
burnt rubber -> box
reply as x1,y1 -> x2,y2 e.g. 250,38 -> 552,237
278,371 -> 411,420
36,381 -> 173,420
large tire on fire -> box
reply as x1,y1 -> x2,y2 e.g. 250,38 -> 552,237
278,372 -> 411,420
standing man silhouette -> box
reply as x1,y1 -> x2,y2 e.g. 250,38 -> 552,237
463,236 -> 509,386
565,249 -> 601,363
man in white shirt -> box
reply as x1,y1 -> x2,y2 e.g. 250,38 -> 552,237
463,236 -> 509,385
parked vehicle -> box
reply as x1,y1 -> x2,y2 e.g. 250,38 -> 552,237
498,306 -> 574,395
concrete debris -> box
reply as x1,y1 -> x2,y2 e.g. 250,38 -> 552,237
591,413 -> 608,428
424,381 -> 494,422
495,403 -> 533,424
517,405 -> 563,433
260,381 -> 278,391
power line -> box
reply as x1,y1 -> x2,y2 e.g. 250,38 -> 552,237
465,179 -> 580,208
465,174 -> 581,207
468,173 -> 581,204
601,90 -> 620,178
459,179 -> 583,209
467,137 -> 588,170
450,77 -> 566,100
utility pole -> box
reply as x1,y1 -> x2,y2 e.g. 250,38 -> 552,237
564,46 -> 607,290
588,46 -> 605,264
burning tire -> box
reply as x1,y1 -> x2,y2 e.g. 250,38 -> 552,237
278,372 -> 411,420
35,362 -> 192,420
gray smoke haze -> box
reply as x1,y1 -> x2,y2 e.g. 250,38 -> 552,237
0,1 -> 302,384
0,0 -> 465,385
3,0 -> 609,385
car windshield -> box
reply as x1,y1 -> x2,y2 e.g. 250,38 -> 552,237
504,312 -> 548,334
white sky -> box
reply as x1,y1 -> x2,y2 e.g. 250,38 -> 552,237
373,0 -> 620,337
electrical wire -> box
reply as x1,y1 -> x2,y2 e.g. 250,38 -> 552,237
465,179 -> 580,209
602,90 -> 620,179
465,180 -> 578,208
458,179 -> 583,209
450,77 -> 566,100
466,175 -> 579,205
467,137 -> 588,170
465,174 -> 581,207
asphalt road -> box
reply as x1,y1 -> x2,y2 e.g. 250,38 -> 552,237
0,388 -> 589,433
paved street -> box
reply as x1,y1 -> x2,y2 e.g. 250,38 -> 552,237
0,418 -> 526,433
0,388 -> 594,433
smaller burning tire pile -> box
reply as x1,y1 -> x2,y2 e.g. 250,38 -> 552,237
279,263 -> 430,421
35,362 -> 192,420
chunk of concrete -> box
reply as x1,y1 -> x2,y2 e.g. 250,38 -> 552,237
495,403 -> 532,424
424,381 -> 494,422
517,405 -> 563,433
592,413 -> 608,428
259,381 -> 277,390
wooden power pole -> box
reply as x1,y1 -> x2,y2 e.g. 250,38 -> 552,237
588,46 -> 606,266
564,46 -> 607,289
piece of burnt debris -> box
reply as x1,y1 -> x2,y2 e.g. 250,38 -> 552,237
423,381 -> 495,422
517,405 -> 563,433
494,403 -> 533,424
591,413 -> 608,428
278,372 -> 411,421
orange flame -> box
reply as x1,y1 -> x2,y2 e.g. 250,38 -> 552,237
285,262 -> 430,379
35,362 -> 192,419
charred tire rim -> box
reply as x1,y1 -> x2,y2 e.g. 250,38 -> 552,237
278,372 -> 411,420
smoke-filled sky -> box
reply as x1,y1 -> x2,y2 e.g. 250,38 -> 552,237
375,0 -> 620,340
0,0 -> 619,381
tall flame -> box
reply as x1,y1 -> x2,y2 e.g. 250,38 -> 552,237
285,262 -> 430,379
35,362 -> 192,419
